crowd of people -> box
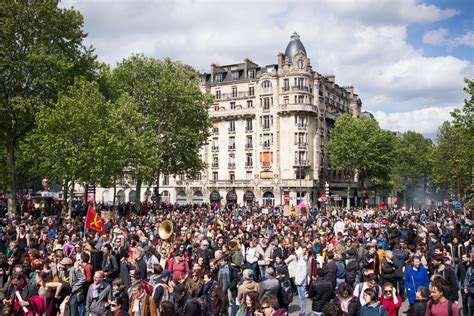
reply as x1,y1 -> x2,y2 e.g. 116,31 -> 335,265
0,200 -> 472,316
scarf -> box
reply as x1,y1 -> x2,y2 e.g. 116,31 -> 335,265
132,292 -> 145,314
338,296 -> 351,313
92,283 -> 102,299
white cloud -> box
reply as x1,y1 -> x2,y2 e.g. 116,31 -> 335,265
451,32 -> 474,48
423,28 -> 448,45
59,0 -> 473,136
373,106 -> 456,136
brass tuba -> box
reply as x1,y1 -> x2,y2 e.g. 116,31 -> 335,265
159,220 -> 174,240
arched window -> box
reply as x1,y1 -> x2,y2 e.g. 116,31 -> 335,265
261,80 -> 272,88
176,191 -> 187,206
193,191 -> 204,204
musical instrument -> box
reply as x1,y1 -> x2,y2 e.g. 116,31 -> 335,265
159,220 -> 174,255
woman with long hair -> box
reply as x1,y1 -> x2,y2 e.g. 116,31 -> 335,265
333,282 -> 360,316
237,291 -> 261,316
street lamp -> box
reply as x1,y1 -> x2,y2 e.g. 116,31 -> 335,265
325,181 -> 329,208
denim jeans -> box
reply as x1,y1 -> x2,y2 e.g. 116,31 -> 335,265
297,285 -> 306,315
69,293 -> 85,316
259,264 -> 268,281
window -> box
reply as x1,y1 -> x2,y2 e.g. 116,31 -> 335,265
263,98 -> 271,110
162,174 -> 169,186
246,171 -> 252,179
213,172 -> 218,181
232,87 -> 237,97
229,173 -> 235,181
246,135 -> 253,148
261,115 -> 272,129
212,137 -> 218,150
229,120 -> 235,132
283,79 -> 289,91
295,151 -> 308,162
294,132 -> 306,144
284,97 -> 289,105
248,70 -> 255,79
262,133 -> 271,147
295,115 -> 306,127
230,102 -> 236,109
298,78 -> 304,89
232,71 -> 239,80
229,136 -> 235,149
192,173 -> 202,180
216,90 -> 221,99
215,73 -> 222,82
261,80 -> 272,88
246,153 -> 253,166
247,100 -> 253,108
212,156 -> 219,167
245,118 -> 253,131
296,170 -> 306,180
295,95 -> 304,104
249,86 -> 254,96
297,59 -> 305,69
260,151 -> 272,167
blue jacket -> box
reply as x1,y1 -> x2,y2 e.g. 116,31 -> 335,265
360,303 -> 388,316
404,265 -> 430,304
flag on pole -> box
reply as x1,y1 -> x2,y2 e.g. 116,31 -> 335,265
85,205 -> 106,235
379,202 -> 387,209
219,197 -> 226,211
213,202 -> 219,211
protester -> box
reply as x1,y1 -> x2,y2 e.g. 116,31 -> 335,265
0,197 -> 471,316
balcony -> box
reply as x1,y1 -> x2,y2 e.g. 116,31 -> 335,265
211,163 -> 219,168
211,146 -> 219,152
294,159 -> 310,167
245,144 -> 253,150
262,126 -> 271,131
228,145 -> 236,150
291,85 -> 309,92
245,162 -> 253,168
228,163 -> 236,169
221,91 -> 254,100
262,143 -> 271,149
278,103 -> 317,114
297,124 -> 307,130
228,128 -> 236,134
210,107 -> 256,119
245,127 -> 253,132
296,142 -> 308,149
262,107 -> 271,113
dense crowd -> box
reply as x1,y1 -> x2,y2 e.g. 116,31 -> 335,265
0,201 -> 472,316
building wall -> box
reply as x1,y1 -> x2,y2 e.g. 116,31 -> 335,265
83,36 -> 362,207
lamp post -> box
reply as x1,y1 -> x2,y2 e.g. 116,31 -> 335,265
325,181 -> 330,209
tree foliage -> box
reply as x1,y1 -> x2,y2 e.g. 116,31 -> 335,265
432,78 -> 473,201
111,55 -> 213,181
0,0 -> 96,214
328,113 -> 397,189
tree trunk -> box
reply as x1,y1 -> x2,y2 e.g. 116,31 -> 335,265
112,178 -> 117,207
135,177 -> 142,208
155,171 -> 161,205
84,183 -> 89,205
6,142 -> 16,218
69,180 -> 74,217
346,182 -> 351,209
63,180 -> 69,214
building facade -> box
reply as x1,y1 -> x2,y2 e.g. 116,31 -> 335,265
92,33 -> 362,206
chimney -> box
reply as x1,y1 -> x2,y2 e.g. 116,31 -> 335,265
244,58 -> 250,79
345,85 -> 354,95
277,53 -> 284,69
211,63 -> 219,82
326,74 -> 335,83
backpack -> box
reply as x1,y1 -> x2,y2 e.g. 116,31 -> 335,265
427,299 -> 452,316
229,265 -> 240,291
232,249 -> 244,267
186,296 -> 209,316
278,277 -> 293,306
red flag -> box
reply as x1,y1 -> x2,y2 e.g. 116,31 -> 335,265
379,202 -> 387,209
85,205 -> 106,235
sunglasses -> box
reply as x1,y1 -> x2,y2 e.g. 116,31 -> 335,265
384,290 -> 392,294
110,304 -> 118,308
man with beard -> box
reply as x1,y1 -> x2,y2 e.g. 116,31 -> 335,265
431,254 -> 458,304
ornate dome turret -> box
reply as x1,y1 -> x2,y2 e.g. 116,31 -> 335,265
284,32 -> 307,62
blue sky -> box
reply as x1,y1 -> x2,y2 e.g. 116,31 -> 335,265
61,0 -> 473,139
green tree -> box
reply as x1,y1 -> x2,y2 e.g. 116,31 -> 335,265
432,78 -> 473,205
111,55 -> 213,204
328,113 -> 397,208
394,131 -> 434,206
0,0 -> 96,216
